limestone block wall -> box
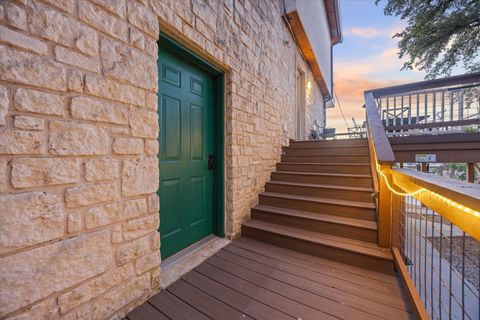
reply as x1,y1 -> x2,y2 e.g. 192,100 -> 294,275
0,0 -> 161,319
305,69 -> 326,138
0,0 -> 326,319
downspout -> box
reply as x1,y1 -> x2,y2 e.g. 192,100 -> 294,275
329,0 -> 343,104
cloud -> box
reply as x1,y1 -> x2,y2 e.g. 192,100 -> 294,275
346,27 -> 381,38
334,47 -> 422,81
344,26 -> 404,39
328,47 -> 424,132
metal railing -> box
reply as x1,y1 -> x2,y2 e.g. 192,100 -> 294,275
364,73 -> 480,319
372,73 -> 480,136
395,180 -> 480,320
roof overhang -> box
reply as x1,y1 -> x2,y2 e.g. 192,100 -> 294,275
283,7 -> 330,97
324,0 -> 342,45
283,0 -> 343,98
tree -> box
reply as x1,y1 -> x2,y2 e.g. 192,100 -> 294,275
377,0 -> 480,78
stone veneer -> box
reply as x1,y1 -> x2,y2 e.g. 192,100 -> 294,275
0,0 -> 325,318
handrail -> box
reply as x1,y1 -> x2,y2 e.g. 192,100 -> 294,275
364,91 -> 395,164
370,71 -> 480,98
364,91 -> 395,248
363,72 -> 480,320
391,168 -> 480,241
388,167 -> 480,319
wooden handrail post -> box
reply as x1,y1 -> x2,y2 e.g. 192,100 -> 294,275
467,163 -> 475,183
364,91 -> 396,248
378,164 -> 393,248
391,191 -> 400,248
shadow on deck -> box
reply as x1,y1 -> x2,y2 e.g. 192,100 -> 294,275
126,237 -> 414,320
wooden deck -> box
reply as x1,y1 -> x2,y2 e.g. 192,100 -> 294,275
126,237 -> 414,320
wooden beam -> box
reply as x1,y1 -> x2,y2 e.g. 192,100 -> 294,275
476,164 -> 480,183
391,169 -> 480,240
324,0 -> 342,44
370,72 -> 480,98
394,149 -> 480,164
389,132 -> 480,144
386,118 -> 480,131
392,248 -> 430,320
284,10 -> 330,97
388,133 -> 480,163
378,164 -> 392,248
391,193 -> 400,248
364,92 -> 395,164
467,163 -> 475,183
420,163 -> 428,173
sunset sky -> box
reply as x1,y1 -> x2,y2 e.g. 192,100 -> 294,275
327,0 -> 425,132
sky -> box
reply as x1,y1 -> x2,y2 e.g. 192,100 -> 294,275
327,0 -> 426,132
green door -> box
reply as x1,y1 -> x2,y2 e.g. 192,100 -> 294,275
158,42 -> 214,259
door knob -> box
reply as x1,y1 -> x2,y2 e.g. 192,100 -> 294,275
208,154 -> 216,170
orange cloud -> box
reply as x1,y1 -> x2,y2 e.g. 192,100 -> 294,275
328,48 -> 423,132
334,48 -> 405,77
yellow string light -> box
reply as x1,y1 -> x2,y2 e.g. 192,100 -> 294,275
372,148 -> 425,197
371,147 -> 480,218
377,166 -> 426,197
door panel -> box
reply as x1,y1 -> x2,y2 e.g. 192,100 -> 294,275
158,43 -> 214,259
190,104 -> 203,159
160,179 -> 181,237
162,95 -> 181,160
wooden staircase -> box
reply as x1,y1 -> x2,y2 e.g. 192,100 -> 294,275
242,138 -> 394,274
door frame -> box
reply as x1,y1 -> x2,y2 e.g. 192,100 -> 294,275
158,33 -> 225,238
296,68 -> 306,140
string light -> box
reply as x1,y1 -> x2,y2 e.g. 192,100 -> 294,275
372,147 -> 425,197
372,146 -> 480,218
377,167 -> 426,196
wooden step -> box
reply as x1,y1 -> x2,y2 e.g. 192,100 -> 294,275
276,162 -> 371,175
282,154 -> 371,163
242,219 -> 394,274
251,204 -> 377,243
285,146 -> 369,155
265,180 -> 375,202
271,171 -> 373,188
290,139 -> 368,148
258,192 -> 376,221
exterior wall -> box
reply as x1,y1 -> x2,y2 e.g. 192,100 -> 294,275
296,0 -> 333,94
302,64 -> 326,139
0,0 -> 326,319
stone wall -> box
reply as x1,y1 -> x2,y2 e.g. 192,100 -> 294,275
0,0 -> 325,319
304,69 -> 326,139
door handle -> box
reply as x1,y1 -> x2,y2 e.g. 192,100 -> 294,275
208,154 -> 216,170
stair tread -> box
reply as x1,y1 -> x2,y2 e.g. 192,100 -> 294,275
243,219 -> 392,261
261,191 -> 376,209
274,171 -> 372,178
287,144 -> 368,149
283,153 -> 369,156
278,162 -> 371,166
266,180 -> 374,192
253,204 -> 378,230
290,139 -> 367,144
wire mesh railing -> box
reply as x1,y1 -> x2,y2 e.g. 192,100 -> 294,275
365,72 -> 480,320
376,84 -> 480,136
398,195 -> 480,320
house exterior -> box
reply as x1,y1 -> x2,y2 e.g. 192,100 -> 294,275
0,0 -> 341,319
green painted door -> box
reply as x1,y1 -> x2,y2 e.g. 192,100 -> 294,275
158,42 -> 214,259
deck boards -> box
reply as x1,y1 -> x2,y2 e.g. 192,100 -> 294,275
126,238 -> 414,320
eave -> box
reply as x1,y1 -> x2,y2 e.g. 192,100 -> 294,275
283,8 -> 330,97
324,0 -> 342,45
